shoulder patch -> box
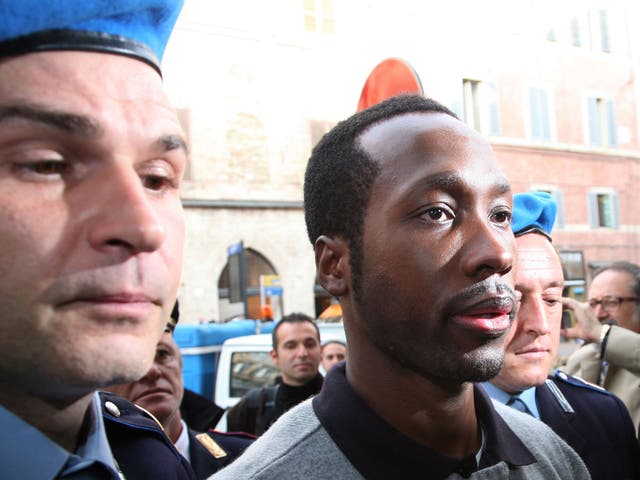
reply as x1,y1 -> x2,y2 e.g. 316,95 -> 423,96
553,369 -> 611,395
195,432 -> 228,459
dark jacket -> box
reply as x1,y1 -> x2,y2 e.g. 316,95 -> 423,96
188,428 -> 254,479
100,391 -> 196,480
226,374 -> 324,436
180,388 -> 225,432
537,371 -> 640,480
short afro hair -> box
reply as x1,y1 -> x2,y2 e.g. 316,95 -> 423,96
304,94 -> 457,294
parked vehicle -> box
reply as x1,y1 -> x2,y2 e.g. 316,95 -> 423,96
214,322 -> 346,430
173,319 -> 275,400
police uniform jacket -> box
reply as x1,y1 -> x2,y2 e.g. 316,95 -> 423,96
188,428 -> 253,479
537,371 -> 640,480
101,392 -> 196,479
564,325 -> 640,434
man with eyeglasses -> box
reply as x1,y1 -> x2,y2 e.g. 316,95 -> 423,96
563,261 -> 640,436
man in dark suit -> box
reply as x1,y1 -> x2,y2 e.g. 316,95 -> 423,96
483,191 -> 640,479
107,301 -> 253,479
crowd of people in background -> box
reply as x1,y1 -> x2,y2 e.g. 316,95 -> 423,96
1,1 -> 639,479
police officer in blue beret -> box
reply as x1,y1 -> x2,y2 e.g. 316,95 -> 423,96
483,192 -> 640,479
0,1 -> 195,478
106,301 -> 254,479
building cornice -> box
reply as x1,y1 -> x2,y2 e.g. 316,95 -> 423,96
490,137 -> 640,160
181,198 -> 304,209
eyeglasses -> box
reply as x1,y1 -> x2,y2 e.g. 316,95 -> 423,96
588,296 -> 639,311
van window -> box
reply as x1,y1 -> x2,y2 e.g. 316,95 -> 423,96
230,351 -> 279,398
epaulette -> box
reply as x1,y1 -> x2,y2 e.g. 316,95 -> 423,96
553,369 -> 611,396
544,378 -> 574,413
195,432 -> 228,459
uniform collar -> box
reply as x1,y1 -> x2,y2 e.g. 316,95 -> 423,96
0,392 -> 120,479
313,364 -> 536,479
481,382 -> 540,419
174,419 -> 191,461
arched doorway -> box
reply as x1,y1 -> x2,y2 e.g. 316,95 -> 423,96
218,248 -> 278,321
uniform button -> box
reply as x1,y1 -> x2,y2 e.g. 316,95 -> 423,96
105,401 -> 121,417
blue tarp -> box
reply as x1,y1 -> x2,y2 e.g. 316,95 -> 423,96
174,320 -> 275,398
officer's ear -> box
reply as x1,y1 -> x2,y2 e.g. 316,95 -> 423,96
269,348 -> 279,365
315,235 -> 349,297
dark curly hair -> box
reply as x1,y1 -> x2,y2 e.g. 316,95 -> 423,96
303,94 -> 457,297
271,312 -> 319,350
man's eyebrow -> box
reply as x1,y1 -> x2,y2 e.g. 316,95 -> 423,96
416,171 -> 512,196
0,103 -> 102,137
0,103 -> 189,156
156,134 -> 189,156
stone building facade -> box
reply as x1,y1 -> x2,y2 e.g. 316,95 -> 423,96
162,0 -> 640,322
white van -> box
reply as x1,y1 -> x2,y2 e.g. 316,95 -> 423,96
214,322 -> 346,430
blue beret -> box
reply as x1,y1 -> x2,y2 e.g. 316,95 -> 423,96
0,0 -> 184,75
512,191 -> 557,240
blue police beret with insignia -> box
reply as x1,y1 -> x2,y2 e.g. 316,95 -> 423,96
512,191 -> 557,241
0,0 -> 184,75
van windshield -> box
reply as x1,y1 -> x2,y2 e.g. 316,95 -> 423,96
230,351 -> 279,397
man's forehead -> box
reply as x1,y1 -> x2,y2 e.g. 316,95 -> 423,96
0,55 -> 188,156
357,111 -> 467,159
517,248 -> 559,271
590,270 -> 634,295
158,332 -> 178,349
278,323 -> 319,340
516,236 -> 562,279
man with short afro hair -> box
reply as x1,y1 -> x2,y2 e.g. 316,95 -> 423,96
304,95 -> 456,298
215,94 -> 588,479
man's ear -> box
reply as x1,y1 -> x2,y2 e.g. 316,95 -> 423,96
315,235 -> 349,297
269,349 -> 278,364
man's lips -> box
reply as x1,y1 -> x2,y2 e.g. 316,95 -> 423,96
515,346 -> 550,358
60,292 -> 159,306
57,291 -> 161,318
293,362 -> 313,369
450,296 -> 515,336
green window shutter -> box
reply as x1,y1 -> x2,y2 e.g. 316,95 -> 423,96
587,192 -> 599,228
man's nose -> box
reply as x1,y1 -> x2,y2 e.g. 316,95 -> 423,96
519,297 -> 551,336
84,164 -> 166,254
461,217 -> 514,280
